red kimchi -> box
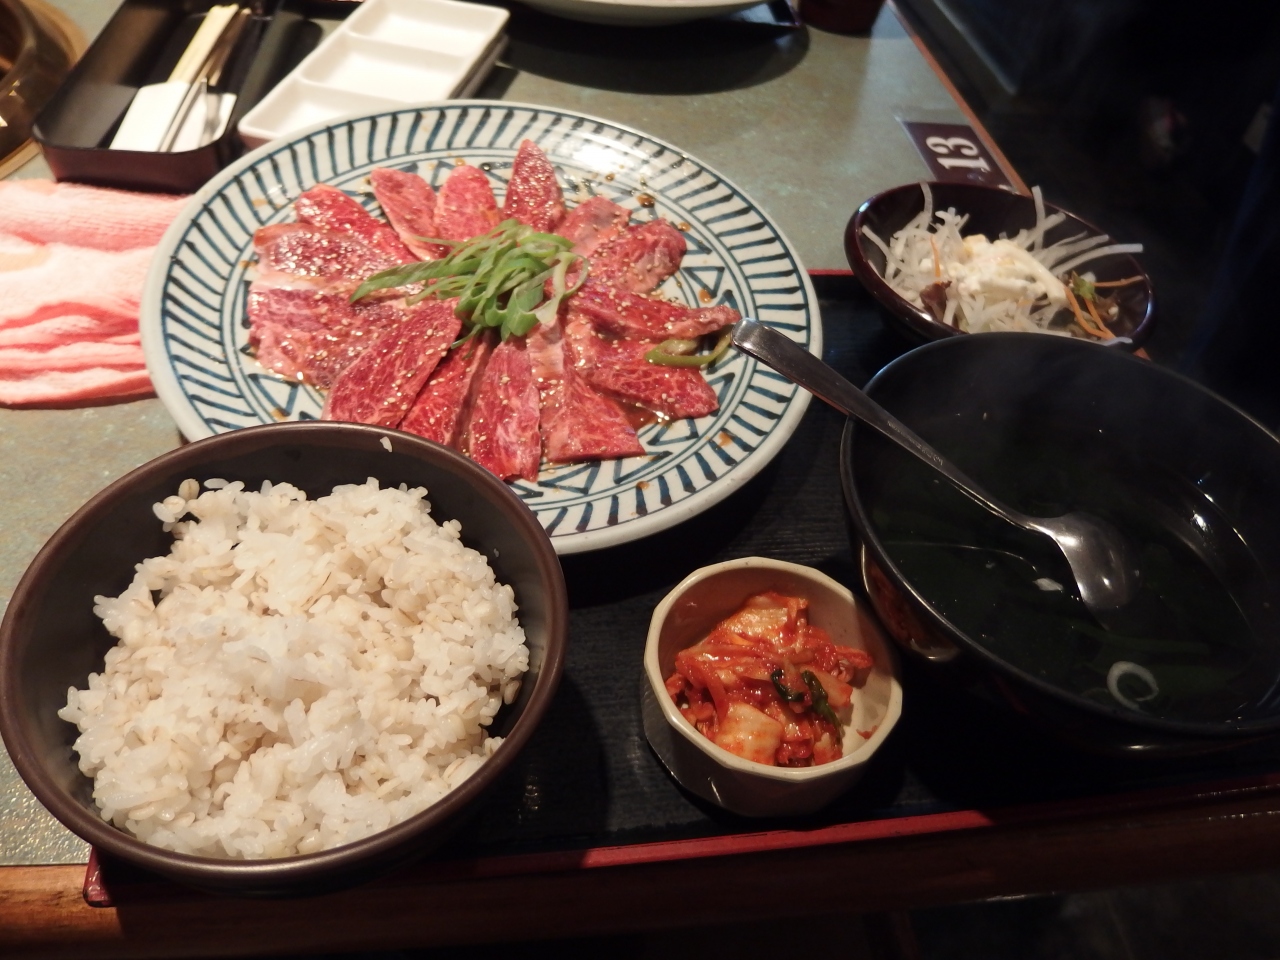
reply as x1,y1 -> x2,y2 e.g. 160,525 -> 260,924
665,591 -> 874,767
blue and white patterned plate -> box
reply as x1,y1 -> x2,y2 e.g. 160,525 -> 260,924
141,101 -> 820,554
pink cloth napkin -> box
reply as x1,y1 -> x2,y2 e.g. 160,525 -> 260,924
0,180 -> 189,406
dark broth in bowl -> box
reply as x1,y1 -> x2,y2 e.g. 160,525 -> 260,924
865,417 -> 1279,725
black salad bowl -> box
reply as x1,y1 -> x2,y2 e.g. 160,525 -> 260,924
845,182 -> 1156,347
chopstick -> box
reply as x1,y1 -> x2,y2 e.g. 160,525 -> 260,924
168,5 -> 241,85
158,5 -> 251,152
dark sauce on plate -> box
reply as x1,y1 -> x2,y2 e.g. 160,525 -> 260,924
867,419 -> 1279,724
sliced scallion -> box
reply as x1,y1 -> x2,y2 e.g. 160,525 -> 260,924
801,670 -> 843,742
351,219 -> 584,341
1070,272 -> 1097,302
770,668 -> 806,704
644,328 -> 733,368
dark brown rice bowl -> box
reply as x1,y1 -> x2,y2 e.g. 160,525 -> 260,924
0,421 -> 567,896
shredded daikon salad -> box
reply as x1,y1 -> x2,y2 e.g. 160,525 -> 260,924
862,184 -> 1144,338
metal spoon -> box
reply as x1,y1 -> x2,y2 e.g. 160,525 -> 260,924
731,318 -> 1140,615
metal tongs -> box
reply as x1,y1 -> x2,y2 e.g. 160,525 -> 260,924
731,318 -> 1142,618
156,5 -> 252,152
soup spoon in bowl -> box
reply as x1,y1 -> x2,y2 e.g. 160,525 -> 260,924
731,318 -> 1141,617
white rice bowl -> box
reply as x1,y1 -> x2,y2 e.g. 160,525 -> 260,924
58,478 -> 529,860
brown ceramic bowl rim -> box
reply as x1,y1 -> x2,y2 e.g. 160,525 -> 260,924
844,181 -> 1157,347
0,421 -> 567,889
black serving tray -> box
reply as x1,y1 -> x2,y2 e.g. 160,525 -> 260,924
85,272 -> 1280,903
31,0 -> 352,194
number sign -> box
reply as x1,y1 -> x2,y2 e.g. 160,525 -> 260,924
900,121 -> 1013,188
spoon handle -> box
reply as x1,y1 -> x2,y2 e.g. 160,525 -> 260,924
731,319 -> 1028,527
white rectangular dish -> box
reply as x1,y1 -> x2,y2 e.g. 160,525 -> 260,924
238,0 -> 508,149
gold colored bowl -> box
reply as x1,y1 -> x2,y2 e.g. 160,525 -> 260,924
0,0 -> 82,176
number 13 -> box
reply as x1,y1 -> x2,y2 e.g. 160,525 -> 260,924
925,135 -> 991,172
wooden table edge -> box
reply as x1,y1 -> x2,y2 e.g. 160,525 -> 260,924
4,789 -> 1280,959
884,0 -> 1030,196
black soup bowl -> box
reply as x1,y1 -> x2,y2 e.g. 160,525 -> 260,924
839,333 -> 1280,755
0,421 -> 567,896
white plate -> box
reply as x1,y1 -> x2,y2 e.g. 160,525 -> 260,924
142,101 -> 820,554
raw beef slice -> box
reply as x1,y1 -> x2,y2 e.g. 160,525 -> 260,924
565,315 -> 719,421
589,219 -> 686,294
248,281 -> 410,388
253,223 -> 401,283
558,196 -> 630,256
464,336 -> 541,481
526,319 -> 642,462
571,279 -> 739,340
370,168 -> 449,261
400,332 -> 495,447
321,299 -> 462,426
294,184 -> 414,262
501,140 -> 566,234
436,165 -> 501,242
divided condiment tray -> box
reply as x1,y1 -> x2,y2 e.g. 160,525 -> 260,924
238,0 -> 508,149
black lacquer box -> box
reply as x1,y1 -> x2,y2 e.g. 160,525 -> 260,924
31,0 -> 348,193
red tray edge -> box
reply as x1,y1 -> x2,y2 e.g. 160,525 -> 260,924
83,769 -> 1280,907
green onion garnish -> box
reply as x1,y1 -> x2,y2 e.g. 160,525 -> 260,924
644,328 -> 733,367
1071,272 -> 1097,303
770,668 -> 807,704
801,670 -> 842,742
351,219 -> 586,341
